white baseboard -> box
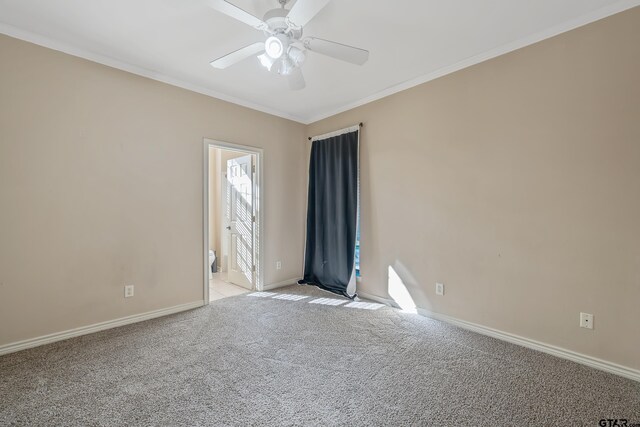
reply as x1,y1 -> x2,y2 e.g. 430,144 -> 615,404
357,292 -> 640,382
0,300 -> 205,357
262,277 -> 301,291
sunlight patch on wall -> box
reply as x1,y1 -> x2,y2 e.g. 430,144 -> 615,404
388,265 -> 417,313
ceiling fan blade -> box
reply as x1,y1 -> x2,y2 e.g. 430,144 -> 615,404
286,0 -> 331,28
207,0 -> 268,30
303,37 -> 369,65
210,42 -> 264,69
288,68 -> 306,91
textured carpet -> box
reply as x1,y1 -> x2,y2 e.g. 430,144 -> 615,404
1,285 -> 639,426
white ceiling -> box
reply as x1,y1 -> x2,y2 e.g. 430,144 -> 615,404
1,0 -> 638,123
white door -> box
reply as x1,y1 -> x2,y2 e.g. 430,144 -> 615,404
225,155 -> 254,290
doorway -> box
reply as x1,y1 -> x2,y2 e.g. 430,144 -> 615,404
203,139 -> 263,303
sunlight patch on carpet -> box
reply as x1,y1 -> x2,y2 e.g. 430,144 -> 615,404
247,292 -> 277,298
344,301 -> 385,310
308,298 -> 348,306
272,294 -> 309,301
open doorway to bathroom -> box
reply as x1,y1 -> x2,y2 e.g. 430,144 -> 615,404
203,139 -> 263,303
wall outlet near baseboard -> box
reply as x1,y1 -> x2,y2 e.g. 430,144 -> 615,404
579,312 -> 593,329
435,282 -> 445,296
276,261 -> 282,270
124,285 -> 134,298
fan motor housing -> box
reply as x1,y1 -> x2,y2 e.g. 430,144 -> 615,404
263,8 -> 302,39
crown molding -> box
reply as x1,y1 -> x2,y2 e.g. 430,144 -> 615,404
2,0 -> 639,126
0,22 -> 307,124
304,0 -> 640,124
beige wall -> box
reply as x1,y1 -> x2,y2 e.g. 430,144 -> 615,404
307,8 -> 640,370
0,34 -> 306,346
1,7 -> 638,373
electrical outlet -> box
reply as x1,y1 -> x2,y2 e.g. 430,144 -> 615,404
435,282 -> 444,296
124,285 -> 134,298
579,312 -> 593,329
276,261 -> 282,270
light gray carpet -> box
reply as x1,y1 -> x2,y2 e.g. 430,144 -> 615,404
1,285 -> 639,426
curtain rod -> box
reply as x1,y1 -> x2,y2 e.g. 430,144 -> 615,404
308,122 -> 363,141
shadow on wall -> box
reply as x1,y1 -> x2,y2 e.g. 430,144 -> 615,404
387,261 -> 431,313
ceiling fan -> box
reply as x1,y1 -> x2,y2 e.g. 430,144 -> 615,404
208,0 -> 370,90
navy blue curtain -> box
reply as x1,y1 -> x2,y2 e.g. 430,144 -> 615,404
299,129 -> 359,298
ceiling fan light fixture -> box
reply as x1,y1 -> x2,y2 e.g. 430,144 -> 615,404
288,46 -> 306,67
258,53 -> 275,71
278,57 -> 295,75
265,35 -> 285,59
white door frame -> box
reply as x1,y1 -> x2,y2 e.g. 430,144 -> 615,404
203,138 -> 264,304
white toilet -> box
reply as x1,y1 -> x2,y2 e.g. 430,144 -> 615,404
209,250 -> 216,278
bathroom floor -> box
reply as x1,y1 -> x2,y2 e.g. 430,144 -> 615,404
209,272 -> 250,301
